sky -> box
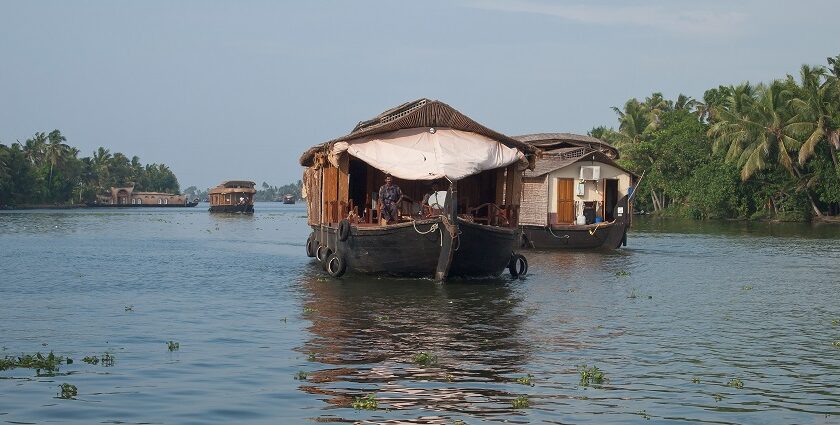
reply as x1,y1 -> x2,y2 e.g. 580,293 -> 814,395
2,0 -> 839,191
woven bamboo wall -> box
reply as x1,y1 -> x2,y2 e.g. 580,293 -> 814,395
520,176 -> 548,226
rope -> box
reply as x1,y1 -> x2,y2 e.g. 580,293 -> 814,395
440,215 -> 461,250
547,226 -> 570,239
412,220 -> 439,235
412,219 -> 442,246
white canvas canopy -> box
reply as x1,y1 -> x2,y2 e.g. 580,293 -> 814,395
329,127 -> 526,181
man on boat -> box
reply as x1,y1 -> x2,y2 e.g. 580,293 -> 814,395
378,174 -> 403,225
422,182 -> 445,217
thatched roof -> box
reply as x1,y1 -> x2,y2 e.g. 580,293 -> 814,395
300,99 -> 538,167
514,133 -> 619,159
524,148 -> 636,178
217,180 -> 256,188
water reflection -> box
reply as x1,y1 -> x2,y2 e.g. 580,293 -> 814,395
295,272 -> 535,421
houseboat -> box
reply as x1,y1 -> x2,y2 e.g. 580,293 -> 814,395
90,186 -> 198,207
208,181 -> 256,213
514,133 -> 638,249
300,98 -> 538,280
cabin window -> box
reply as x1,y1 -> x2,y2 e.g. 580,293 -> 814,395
164,199 -> 168,205
158,199 -> 162,204
137,199 -> 142,205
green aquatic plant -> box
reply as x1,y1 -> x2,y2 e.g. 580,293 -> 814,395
515,374 -> 534,386
82,356 -> 99,365
59,383 -> 77,399
445,373 -> 455,382
124,305 -> 134,311
691,377 -> 700,384
741,285 -> 753,291
307,352 -> 317,361
0,352 -> 65,374
352,394 -> 378,410
453,420 -> 466,425
726,378 -> 744,389
832,319 -> 839,326
615,270 -> 631,277
831,341 -> 840,348
374,315 -> 390,322
579,365 -> 606,387
412,352 -> 438,367
511,395 -> 530,409
713,393 -> 723,402
303,306 -> 318,314
294,371 -> 308,380
167,341 -> 180,351
636,410 -> 651,420
101,352 -> 115,367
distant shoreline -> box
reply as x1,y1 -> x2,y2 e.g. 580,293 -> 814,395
0,203 -> 201,210
1,204 -> 87,210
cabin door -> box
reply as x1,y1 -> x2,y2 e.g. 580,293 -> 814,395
604,179 -> 618,221
555,178 -> 575,224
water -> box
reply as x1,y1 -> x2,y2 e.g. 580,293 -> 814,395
1,204 -> 839,424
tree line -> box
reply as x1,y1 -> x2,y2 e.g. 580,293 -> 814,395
593,54 -> 840,221
0,130 -> 180,207
181,181 -> 302,202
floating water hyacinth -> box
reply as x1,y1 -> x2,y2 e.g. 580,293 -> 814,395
726,378 -> 744,389
352,394 -> 378,410
579,365 -> 606,386
515,374 -> 534,386
412,352 -> 438,367
511,395 -> 530,409
59,383 -> 77,399
1,352 -> 65,374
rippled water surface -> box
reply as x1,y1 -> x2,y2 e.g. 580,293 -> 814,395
1,205 -> 839,424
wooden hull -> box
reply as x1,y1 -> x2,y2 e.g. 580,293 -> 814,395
209,204 -> 254,213
521,221 -> 626,249
449,219 -> 517,277
311,218 -> 518,279
520,194 -> 630,250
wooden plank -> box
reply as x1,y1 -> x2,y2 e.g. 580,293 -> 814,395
337,154 -> 349,215
495,168 -> 506,205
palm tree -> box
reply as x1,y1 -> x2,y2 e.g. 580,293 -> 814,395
709,80 -> 822,216
44,130 -> 70,193
611,99 -> 655,145
674,94 -> 699,112
92,147 -> 112,191
794,63 -> 840,170
23,133 -> 47,165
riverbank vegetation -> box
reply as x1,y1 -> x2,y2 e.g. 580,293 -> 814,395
0,131 -> 180,207
593,54 -> 840,221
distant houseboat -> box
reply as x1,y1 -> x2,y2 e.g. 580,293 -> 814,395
514,133 -> 638,249
90,186 -> 198,207
208,181 -> 256,213
282,194 -> 295,204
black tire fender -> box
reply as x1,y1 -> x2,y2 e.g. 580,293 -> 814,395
326,252 -> 347,277
315,244 -> 329,262
320,248 -> 333,270
338,219 -> 351,241
508,253 -> 528,278
306,235 -> 316,257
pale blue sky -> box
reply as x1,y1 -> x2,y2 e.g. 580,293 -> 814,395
2,0 -> 838,190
